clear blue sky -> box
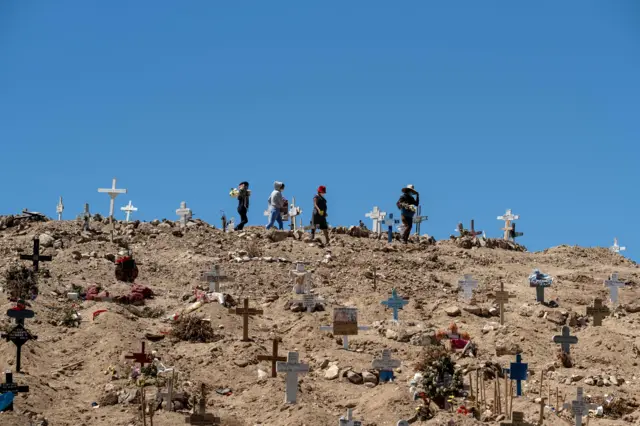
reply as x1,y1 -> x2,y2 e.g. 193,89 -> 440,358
1,1 -> 638,261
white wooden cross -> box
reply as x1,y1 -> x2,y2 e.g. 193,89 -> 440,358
98,178 -> 127,218
56,196 -> 64,221
372,349 -> 401,382
610,238 -> 626,254
552,326 -> 578,354
120,200 -> 138,223
290,262 -> 312,294
497,208 -> 519,241
563,387 -> 597,426
339,408 -> 363,426
604,272 -> 625,306
276,351 -> 309,404
365,206 -> 386,235
202,265 -> 229,293
288,197 -> 302,231
176,201 -> 192,228
413,206 -> 428,235
458,274 -> 478,301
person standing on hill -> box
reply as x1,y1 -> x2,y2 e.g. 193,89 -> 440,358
397,184 -> 419,244
311,185 -> 330,245
266,181 -> 285,230
234,181 -> 250,231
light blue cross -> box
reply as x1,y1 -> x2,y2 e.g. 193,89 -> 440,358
381,288 -> 408,321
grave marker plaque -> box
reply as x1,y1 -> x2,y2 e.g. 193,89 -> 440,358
320,307 -> 369,350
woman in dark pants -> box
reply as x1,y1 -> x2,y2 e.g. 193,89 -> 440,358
311,185 -> 330,246
235,181 -> 250,231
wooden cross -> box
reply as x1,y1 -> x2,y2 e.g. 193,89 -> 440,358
121,200 -> 138,223
202,265 -> 229,293
56,196 -> 64,221
497,209 -> 520,241
458,274 -> 478,301
413,206 -> 428,235
552,326 -> 578,354
493,282 -> 515,325
176,201 -> 192,228
456,219 -> 482,238
381,288 -> 409,321
564,387 -> 597,426
0,371 -> 29,411
586,298 -> 610,326
230,299 -> 263,341
365,206 -> 386,235
185,384 -> 220,425
610,237 -> 626,253
500,411 -> 533,426
20,236 -> 52,272
604,272 -> 625,306
257,339 -> 286,378
288,197 -> 302,231
125,341 -> 154,367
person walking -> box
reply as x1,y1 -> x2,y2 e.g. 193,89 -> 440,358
311,185 -> 330,245
234,181 -> 250,231
266,181 -> 285,230
397,184 -> 419,243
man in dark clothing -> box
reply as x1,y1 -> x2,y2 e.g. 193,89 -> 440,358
397,184 -> 420,243
235,181 -> 250,231
311,185 -> 330,245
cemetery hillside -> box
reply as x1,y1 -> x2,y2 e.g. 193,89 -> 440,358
1,214 -> 639,426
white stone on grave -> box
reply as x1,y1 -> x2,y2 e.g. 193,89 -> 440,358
365,206 -> 386,235
120,200 -> 138,223
276,351 -> 309,404
97,178 -> 127,218
563,387 -> 597,426
610,238 -> 626,253
56,196 -> 64,221
458,274 -> 478,301
175,201 -> 192,228
604,272 -> 625,306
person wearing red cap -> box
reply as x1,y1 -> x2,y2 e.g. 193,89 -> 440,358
311,185 -> 330,245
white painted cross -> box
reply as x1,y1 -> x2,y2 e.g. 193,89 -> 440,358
339,408 -> 363,426
176,201 -> 192,228
290,262 -> 312,294
202,265 -> 229,293
120,200 -> 138,223
288,197 -> 302,231
372,349 -> 401,382
604,272 -> 625,306
413,206 -> 428,235
563,387 -> 597,426
458,274 -> 478,301
98,178 -> 127,218
497,208 -> 519,241
365,206 -> 386,235
610,238 -> 626,254
276,351 -> 309,404
56,196 -> 64,221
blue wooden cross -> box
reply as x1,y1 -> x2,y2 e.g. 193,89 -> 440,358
381,289 -> 408,321
509,353 -> 528,396
381,213 -> 400,243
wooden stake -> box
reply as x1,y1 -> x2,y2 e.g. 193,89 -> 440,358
509,381 -> 515,419
496,375 -> 502,415
547,379 -> 551,405
476,370 -> 480,409
504,374 -> 509,419
538,397 -> 546,425
556,387 -> 559,411
141,386 -> 147,426
149,393 -> 155,426
539,370 -> 544,396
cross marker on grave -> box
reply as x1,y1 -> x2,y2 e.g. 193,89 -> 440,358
159,372 -> 185,412
493,282 -> 515,325
320,308 -> 370,350
257,339 -> 287,378
586,298 -> 610,326
413,206 -> 428,235
610,238 -> 626,254
339,408 -> 363,426
455,219 -> 482,238
202,265 -> 229,293
552,326 -> 578,355
563,387 -> 597,426
509,353 -> 528,396
381,213 -> 400,243
528,269 -> 553,303
499,411 -> 533,426
185,383 -> 220,425
604,272 -> 625,307
56,196 -> 64,221
372,349 -> 401,382
276,351 -> 309,404
98,178 -> 127,240
497,209 -> 520,241
80,203 -> 91,231
120,200 -> 138,223
365,206 -> 386,235
291,262 -> 312,295
176,201 -> 192,228
230,299 -> 263,342
20,236 -> 52,272
0,371 -> 29,412
288,197 -> 302,231
125,341 -> 154,367
2,321 -> 37,373
381,288 -> 408,322
458,274 -> 478,301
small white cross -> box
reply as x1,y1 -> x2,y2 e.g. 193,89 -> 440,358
604,272 -> 625,306
365,206 -> 386,234
176,201 -> 192,228
120,200 -> 138,223
276,351 -> 309,404
56,196 -> 64,221
97,178 -> 127,218
610,238 -> 626,253
458,274 -> 478,301
291,262 -> 312,294
339,408 -> 363,426
563,387 -> 597,426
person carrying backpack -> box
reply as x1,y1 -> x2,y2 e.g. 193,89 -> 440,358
234,181 -> 250,231
266,181 -> 285,230
311,185 -> 330,245
397,184 -> 419,243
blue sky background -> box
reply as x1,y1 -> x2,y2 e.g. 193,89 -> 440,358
1,1 -> 638,261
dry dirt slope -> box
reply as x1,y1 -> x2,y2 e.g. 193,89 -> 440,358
0,218 -> 638,426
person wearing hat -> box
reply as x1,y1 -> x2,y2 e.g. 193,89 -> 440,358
397,184 -> 420,243
311,185 -> 330,245
234,181 -> 251,231
266,181 -> 285,230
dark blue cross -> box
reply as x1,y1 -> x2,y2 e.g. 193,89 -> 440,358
509,353 -> 528,396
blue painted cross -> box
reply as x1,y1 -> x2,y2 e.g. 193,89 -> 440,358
381,289 -> 408,321
381,213 -> 400,243
509,353 -> 528,396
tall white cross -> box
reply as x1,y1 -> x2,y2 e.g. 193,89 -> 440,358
56,196 -> 64,221
98,178 -> 127,218
604,272 -> 625,306
339,408 -> 363,426
288,197 -> 302,231
563,387 -> 597,426
497,208 -> 519,240
276,351 -> 309,404
610,238 -> 626,253
176,201 -> 192,228
458,274 -> 478,301
120,200 -> 137,223
365,206 -> 386,234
